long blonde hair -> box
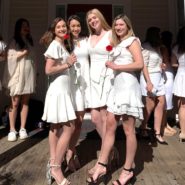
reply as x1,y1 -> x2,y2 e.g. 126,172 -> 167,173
112,14 -> 135,46
86,9 -> 111,35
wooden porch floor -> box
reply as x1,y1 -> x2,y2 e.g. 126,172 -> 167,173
0,114 -> 185,185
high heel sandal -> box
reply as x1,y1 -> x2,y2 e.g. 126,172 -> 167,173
86,162 -> 107,184
64,156 -> 76,172
73,154 -> 81,169
50,164 -> 71,185
46,159 -> 54,185
112,168 -> 134,185
155,133 -> 168,145
179,133 -> 185,142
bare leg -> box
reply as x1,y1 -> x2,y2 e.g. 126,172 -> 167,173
51,121 -> 75,183
178,97 -> 185,134
140,96 -> 155,129
9,95 -> 21,131
49,124 -> 61,162
112,115 -> 136,185
91,107 -> 107,139
66,111 -> 85,170
88,112 -> 119,182
20,94 -> 30,129
122,115 -> 137,169
154,96 -> 165,133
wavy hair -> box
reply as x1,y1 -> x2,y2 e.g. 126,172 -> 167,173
86,9 -> 111,35
111,14 -> 135,46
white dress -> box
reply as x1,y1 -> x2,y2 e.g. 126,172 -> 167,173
173,46 -> 185,98
42,40 -> 76,124
164,67 -> 174,110
88,31 -> 113,108
107,37 -> 143,119
140,43 -> 165,97
70,38 -> 91,111
3,39 -> 36,96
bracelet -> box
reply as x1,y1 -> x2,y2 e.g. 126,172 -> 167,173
66,62 -> 72,68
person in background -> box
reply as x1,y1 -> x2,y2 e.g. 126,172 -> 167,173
172,26 -> 185,142
161,31 -> 177,136
40,17 -> 77,185
3,18 -> 36,142
64,15 -> 91,172
139,27 -> 167,144
87,14 -> 144,185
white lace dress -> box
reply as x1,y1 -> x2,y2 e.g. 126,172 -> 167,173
70,38 -> 91,111
88,31 -> 113,108
42,40 -> 76,123
173,46 -> 185,98
107,37 -> 143,119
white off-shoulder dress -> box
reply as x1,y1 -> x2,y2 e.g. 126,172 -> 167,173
173,46 -> 185,98
70,38 -> 91,111
107,37 -> 143,119
42,40 -> 76,124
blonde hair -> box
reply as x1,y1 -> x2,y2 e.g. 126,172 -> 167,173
112,14 -> 135,46
86,9 -> 111,34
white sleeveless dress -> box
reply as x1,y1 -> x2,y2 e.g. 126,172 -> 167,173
173,46 -> 185,98
42,40 -> 76,123
70,38 -> 91,111
88,31 -> 113,108
107,37 -> 143,119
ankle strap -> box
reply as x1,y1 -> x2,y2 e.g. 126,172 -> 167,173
98,162 -> 107,167
50,164 -> 61,168
123,167 -> 133,172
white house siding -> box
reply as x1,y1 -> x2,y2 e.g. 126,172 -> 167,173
0,0 -> 179,113
131,0 -> 178,42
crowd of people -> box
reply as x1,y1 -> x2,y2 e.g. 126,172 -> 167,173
0,8 -> 185,185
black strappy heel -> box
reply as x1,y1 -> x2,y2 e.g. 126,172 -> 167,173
86,162 -> 107,184
112,167 -> 134,185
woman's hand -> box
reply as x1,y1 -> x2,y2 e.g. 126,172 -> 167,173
17,49 -> 29,59
66,53 -> 77,67
146,81 -> 153,93
105,61 -> 117,70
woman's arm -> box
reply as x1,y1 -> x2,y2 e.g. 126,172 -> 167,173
45,53 -> 77,75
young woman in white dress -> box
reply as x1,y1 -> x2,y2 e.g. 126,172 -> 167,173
40,17 -> 77,185
172,26 -> 185,142
87,14 -> 144,185
86,8 -> 117,175
140,27 -> 167,144
64,15 -> 91,172
86,8 -> 112,139
3,18 -> 36,142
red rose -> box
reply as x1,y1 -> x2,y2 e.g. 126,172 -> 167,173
63,34 -> 69,40
106,45 -> 113,52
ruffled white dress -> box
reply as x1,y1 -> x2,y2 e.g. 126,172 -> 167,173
88,31 -> 113,108
107,37 -> 143,119
173,46 -> 185,98
42,40 -> 76,123
70,38 -> 91,111
140,43 -> 165,97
